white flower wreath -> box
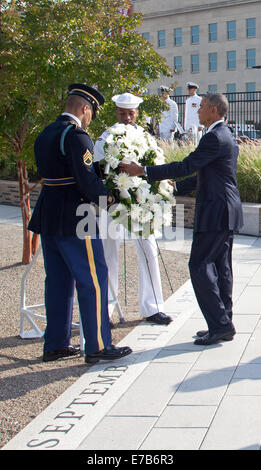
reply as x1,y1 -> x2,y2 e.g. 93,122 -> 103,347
103,123 -> 176,238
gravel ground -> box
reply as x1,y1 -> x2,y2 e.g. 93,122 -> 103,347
0,223 -> 189,448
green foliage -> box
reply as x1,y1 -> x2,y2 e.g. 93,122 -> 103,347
140,149 -> 157,167
159,141 -> 196,164
161,140 -> 261,203
0,0 -> 172,171
236,143 -> 261,203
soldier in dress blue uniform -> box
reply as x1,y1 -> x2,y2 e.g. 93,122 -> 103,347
28,83 -> 132,363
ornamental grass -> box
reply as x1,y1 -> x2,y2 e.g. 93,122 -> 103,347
160,140 -> 261,203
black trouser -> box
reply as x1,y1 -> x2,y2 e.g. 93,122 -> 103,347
189,230 -> 234,333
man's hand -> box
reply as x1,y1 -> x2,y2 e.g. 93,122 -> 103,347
118,161 -> 145,176
168,180 -> 177,191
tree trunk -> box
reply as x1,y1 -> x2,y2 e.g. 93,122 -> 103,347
17,160 -> 32,264
17,160 -> 42,264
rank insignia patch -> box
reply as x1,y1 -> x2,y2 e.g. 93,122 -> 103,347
83,149 -> 93,166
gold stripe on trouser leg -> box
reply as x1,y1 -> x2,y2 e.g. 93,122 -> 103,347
85,236 -> 104,351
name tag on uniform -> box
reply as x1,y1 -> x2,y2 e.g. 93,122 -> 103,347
192,103 -> 197,108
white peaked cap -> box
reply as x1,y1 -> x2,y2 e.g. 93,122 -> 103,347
112,92 -> 143,109
186,81 -> 199,88
160,85 -> 172,91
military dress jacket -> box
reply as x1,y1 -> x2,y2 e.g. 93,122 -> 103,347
159,97 -> 179,134
28,115 -> 113,236
147,122 -> 243,232
184,94 -> 202,132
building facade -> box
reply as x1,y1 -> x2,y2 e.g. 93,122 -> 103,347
134,0 -> 261,96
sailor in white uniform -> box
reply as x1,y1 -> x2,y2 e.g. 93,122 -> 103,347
158,85 -> 179,141
93,92 -> 173,326
184,82 -> 203,144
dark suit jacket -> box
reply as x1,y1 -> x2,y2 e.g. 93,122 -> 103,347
147,122 -> 243,232
28,115 -> 112,235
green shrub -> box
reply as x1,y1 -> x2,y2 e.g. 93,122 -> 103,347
236,143 -> 261,203
0,155 -> 18,180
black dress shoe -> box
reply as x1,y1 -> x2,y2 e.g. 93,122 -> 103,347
196,330 -> 209,338
194,329 -> 235,345
43,345 -> 80,362
196,326 -> 236,338
85,345 -> 132,364
146,312 -> 173,325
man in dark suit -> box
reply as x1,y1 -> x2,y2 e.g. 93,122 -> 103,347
28,83 -> 132,363
119,93 -> 243,345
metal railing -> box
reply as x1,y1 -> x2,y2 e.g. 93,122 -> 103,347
171,91 -> 261,138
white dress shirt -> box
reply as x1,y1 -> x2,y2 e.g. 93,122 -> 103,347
62,112 -> 81,127
207,119 -> 225,133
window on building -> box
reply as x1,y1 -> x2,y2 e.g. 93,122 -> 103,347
246,82 -> 256,100
142,32 -> 150,41
246,48 -> 256,68
227,83 -> 236,101
246,18 -> 256,38
191,25 -> 200,44
174,56 -> 182,73
208,23 -> 217,42
208,52 -> 217,71
174,28 -> 182,46
208,84 -> 217,93
227,21 -> 236,40
227,51 -> 236,70
191,54 -> 200,73
158,30 -> 166,47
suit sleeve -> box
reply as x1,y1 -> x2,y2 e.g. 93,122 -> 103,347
147,132 -> 219,182
64,127 -> 114,207
176,176 -> 197,195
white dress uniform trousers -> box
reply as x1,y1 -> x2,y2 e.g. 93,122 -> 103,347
93,124 -> 165,318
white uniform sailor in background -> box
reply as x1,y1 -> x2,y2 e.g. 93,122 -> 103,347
93,92 -> 173,326
184,82 -> 203,144
158,85 -> 179,141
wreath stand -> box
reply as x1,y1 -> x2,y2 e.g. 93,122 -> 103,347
19,244 -> 125,353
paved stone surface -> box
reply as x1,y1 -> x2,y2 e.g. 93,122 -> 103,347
0,204 -> 23,226
2,205 -> 261,451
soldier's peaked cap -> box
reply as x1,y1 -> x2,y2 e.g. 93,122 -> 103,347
68,83 -> 105,119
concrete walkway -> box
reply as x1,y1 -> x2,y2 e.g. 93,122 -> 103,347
2,204 -> 261,451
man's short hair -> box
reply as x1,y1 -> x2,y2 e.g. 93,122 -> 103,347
205,93 -> 229,117
66,94 -> 93,112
